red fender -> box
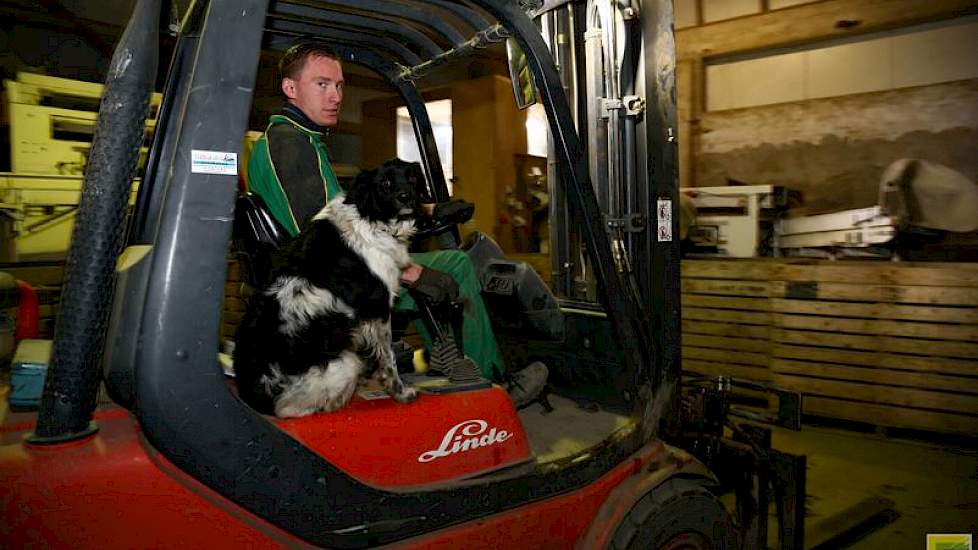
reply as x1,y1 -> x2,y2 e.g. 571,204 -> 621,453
576,443 -> 719,549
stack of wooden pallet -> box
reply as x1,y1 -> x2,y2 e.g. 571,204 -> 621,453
682,259 -> 978,436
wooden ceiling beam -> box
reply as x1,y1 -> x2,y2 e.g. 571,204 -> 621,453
677,0 -> 978,61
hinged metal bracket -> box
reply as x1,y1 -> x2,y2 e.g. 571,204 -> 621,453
605,213 -> 646,233
623,95 -> 645,116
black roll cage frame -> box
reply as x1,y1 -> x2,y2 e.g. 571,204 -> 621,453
44,0 -> 684,547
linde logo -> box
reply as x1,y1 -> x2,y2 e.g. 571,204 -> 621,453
418,419 -> 513,463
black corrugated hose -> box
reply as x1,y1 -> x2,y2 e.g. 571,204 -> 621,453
30,0 -> 162,443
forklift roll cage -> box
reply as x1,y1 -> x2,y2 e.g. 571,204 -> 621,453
32,0 -> 684,547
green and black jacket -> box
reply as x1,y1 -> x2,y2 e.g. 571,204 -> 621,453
247,104 -> 343,236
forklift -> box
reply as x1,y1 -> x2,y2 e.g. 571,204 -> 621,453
1,0 -> 805,548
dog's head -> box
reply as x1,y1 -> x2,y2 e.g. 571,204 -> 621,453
345,159 -> 425,223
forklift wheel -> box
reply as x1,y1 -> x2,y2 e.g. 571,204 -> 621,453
609,478 -> 739,550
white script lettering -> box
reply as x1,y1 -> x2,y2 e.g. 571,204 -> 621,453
418,419 -> 513,463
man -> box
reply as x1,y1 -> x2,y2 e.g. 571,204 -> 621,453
247,42 -> 547,407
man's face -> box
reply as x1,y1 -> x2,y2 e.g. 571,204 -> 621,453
282,55 -> 344,127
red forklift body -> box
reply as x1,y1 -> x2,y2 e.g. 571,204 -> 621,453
1,404 -> 703,549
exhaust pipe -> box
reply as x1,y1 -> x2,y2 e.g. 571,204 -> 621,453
30,0 -> 162,443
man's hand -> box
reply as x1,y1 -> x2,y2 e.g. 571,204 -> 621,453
401,265 -> 459,306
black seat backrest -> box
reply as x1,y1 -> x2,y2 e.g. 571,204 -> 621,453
232,192 -> 289,289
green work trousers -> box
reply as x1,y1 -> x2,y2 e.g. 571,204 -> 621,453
396,250 -> 503,380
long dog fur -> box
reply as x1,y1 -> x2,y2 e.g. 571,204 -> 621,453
234,160 -> 424,417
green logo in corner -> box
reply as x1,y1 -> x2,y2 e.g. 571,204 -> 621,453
928,534 -> 973,550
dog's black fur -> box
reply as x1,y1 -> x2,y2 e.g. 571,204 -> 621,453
234,159 -> 424,417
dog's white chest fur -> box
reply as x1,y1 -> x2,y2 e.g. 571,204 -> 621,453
313,197 -> 414,301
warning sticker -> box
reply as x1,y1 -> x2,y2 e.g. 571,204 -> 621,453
191,150 -> 238,175
657,199 -> 673,242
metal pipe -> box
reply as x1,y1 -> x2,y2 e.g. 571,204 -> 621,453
398,23 -> 509,80
30,0 -> 162,443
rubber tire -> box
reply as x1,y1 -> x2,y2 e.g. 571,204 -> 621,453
609,478 -> 740,550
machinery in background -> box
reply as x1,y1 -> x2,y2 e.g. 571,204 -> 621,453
681,159 -> 978,260
0,73 -> 158,261
680,184 -> 790,258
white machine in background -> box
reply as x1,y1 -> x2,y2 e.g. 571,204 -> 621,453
776,206 -> 897,254
776,159 -> 977,259
681,184 -> 787,258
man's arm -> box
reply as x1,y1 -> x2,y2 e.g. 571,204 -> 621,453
265,124 -> 328,231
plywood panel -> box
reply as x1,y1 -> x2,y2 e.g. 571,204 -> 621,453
807,37 -> 892,99
702,0 -> 760,23
893,20 -> 978,89
675,0 -> 699,29
709,51 -> 806,110
705,63 -> 734,112
769,0 -> 814,8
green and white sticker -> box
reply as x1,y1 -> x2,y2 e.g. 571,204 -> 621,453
191,150 -> 238,175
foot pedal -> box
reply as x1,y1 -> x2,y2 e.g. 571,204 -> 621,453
429,337 -> 484,384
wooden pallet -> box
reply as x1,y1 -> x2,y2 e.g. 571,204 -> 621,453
681,259 -> 978,436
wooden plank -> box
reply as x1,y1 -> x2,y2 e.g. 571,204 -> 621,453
681,279 -> 772,297
683,346 -> 770,367
773,344 -> 978,377
684,334 -> 771,353
803,396 -> 978,436
773,329 -> 978,359
773,374 -> 978,415
682,294 -> 770,311
676,0 -> 977,61
774,314 -> 978,341
770,282 -> 978,305
681,260 -> 774,281
772,359 -> 978,395
682,320 -> 771,339
771,299 -> 978,324
778,264 -> 978,287
683,359 -> 770,381
683,307 -> 771,325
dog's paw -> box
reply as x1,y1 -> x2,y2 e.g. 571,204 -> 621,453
392,386 -> 418,404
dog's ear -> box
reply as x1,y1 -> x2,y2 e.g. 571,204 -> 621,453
345,168 -> 376,205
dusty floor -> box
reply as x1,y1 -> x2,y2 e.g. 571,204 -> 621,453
765,422 -> 977,549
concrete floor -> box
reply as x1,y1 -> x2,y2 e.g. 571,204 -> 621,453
765,422 -> 978,549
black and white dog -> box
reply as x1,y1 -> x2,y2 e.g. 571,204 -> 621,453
234,160 -> 425,417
